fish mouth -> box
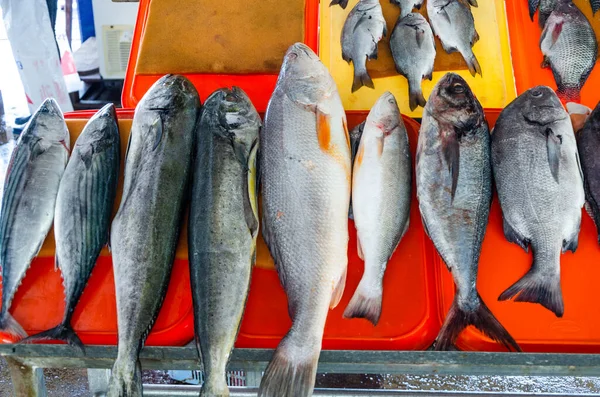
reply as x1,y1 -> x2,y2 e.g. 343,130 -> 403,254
38,98 -> 62,116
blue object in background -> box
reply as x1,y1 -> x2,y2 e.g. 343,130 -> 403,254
78,0 -> 96,42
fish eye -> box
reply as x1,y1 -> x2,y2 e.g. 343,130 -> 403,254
288,52 -> 298,60
531,89 -> 543,98
452,84 -> 465,93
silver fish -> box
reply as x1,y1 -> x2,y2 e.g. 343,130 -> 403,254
0,98 -> 69,339
416,73 -> 520,351
390,13 -> 436,111
493,86 -> 584,317
344,92 -> 411,325
107,75 -> 199,397
341,0 -> 387,92
391,0 -> 425,18
259,43 -> 351,397
540,1 -> 597,102
427,0 -> 481,77
20,104 -> 120,349
189,87 -> 260,397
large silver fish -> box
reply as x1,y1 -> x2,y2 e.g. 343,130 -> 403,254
107,75 -> 199,397
540,1 -> 597,102
577,102 -> 600,242
391,0 -> 425,18
344,92 -> 411,325
0,98 -> 69,339
493,86 -> 584,317
189,87 -> 260,397
20,104 -> 120,349
416,73 -> 520,351
341,0 -> 387,92
427,0 -> 481,77
390,13 -> 436,111
259,43 -> 351,397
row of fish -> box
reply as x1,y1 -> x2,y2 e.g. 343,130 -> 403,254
531,0 -> 598,102
339,0 -> 481,111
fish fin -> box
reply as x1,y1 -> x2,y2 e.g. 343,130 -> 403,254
244,138 -> 260,239
563,216 -> 581,254
19,323 -> 84,352
30,137 -> 52,160
440,8 -> 452,23
124,129 -> 133,162
343,277 -> 383,325
593,0 -> 600,14
468,0 -> 478,7
330,267 -> 347,309
503,218 -> 529,252
409,84 -> 427,111
472,30 -> 480,45
107,358 -> 143,397
499,264 -> 563,317
258,333 -> 319,397
0,312 -> 27,339
79,147 -> 94,169
151,115 -> 163,151
352,68 -> 374,92
416,29 -> 425,48
545,127 -> 562,183
529,0 -> 540,19
541,56 -> 550,69
556,86 -> 582,103
368,45 -> 379,61
465,52 -> 482,77
357,236 -> 364,260
435,294 -> 521,352
330,0 -> 349,8
442,134 -> 460,202
317,108 -> 332,152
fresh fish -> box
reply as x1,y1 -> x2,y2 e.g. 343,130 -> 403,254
189,87 -> 260,397
107,75 -> 199,397
0,98 -> 69,339
390,13 -> 436,111
259,43 -> 351,397
492,86 -> 584,318
341,0 -> 387,92
344,92 -> 411,325
427,0 -> 481,77
577,102 -> 600,243
20,104 -> 120,349
416,73 -> 520,351
349,121 -> 365,220
540,1 -> 597,102
330,0 -> 349,9
391,0 -> 425,18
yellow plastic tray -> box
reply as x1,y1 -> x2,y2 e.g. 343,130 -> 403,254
319,0 -> 517,117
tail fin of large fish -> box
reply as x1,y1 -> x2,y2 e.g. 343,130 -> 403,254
498,265 -> 564,317
352,68 -> 375,93
19,323 -> 84,351
258,333 -> 319,397
343,278 -> 382,326
107,358 -> 143,397
0,312 -> 27,339
329,0 -> 349,8
465,52 -> 482,77
435,294 -> 521,352
556,86 -> 582,104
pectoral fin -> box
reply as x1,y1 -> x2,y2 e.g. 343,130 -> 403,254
330,266 -> 347,309
244,139 -> 260,239
416,28 -> 425,48
151,116 -> 163,151
317,108 -> 332,152
442,134 -> 460,202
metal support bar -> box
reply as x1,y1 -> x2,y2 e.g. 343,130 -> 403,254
4,356 -> 47,397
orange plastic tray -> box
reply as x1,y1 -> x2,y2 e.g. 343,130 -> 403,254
438,110 -> 600,353
505,0 -> 600,107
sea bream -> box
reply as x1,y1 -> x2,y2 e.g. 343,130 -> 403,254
492,86 -> 584,318
188,87 -> 260,397
107,75 -> 199,397
0,98 -> 69,339
427,0 -> 481,77
341,0 -> 387,92
259,43 -> 351,397
344,92 -> 411,325
20,104 -> 120,349
416,73 -> 520,351
540,0 -> 597,102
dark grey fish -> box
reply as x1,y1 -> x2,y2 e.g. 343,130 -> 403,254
0,98 -> 70,339
107,75 -> 199,397
492,86 -> 584,318
189,87 -> 260,397
390,13 -> 436,111
540,1 -> 597,102
416,73 -> 520,352
20,104 -> 120,350
577,102 -> 600,243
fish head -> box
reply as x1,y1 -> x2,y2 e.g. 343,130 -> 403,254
428,73 -> 484,134
520,86 -> 568,126
29,98 -> 70,147
365,92 -> 401,138
278,43 -> 334,108
142,74 -> 200,112
554,0 -> 580,17
77,104 -> 119,146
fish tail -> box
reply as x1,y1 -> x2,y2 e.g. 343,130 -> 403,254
258,333 -> 319,397
343,277 -> 382,325
556,86 -> 581,104
107,357 -> 143,397
0,312 -> 27,340
19,323 -> 84,352
409,83 -> 427,111
352,67 -> 374,93
201,375 -> 230,397
498,264 -> 563,317
329,0 -> 349,8
435,294 -> 521,352
465,52 -> 482,77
